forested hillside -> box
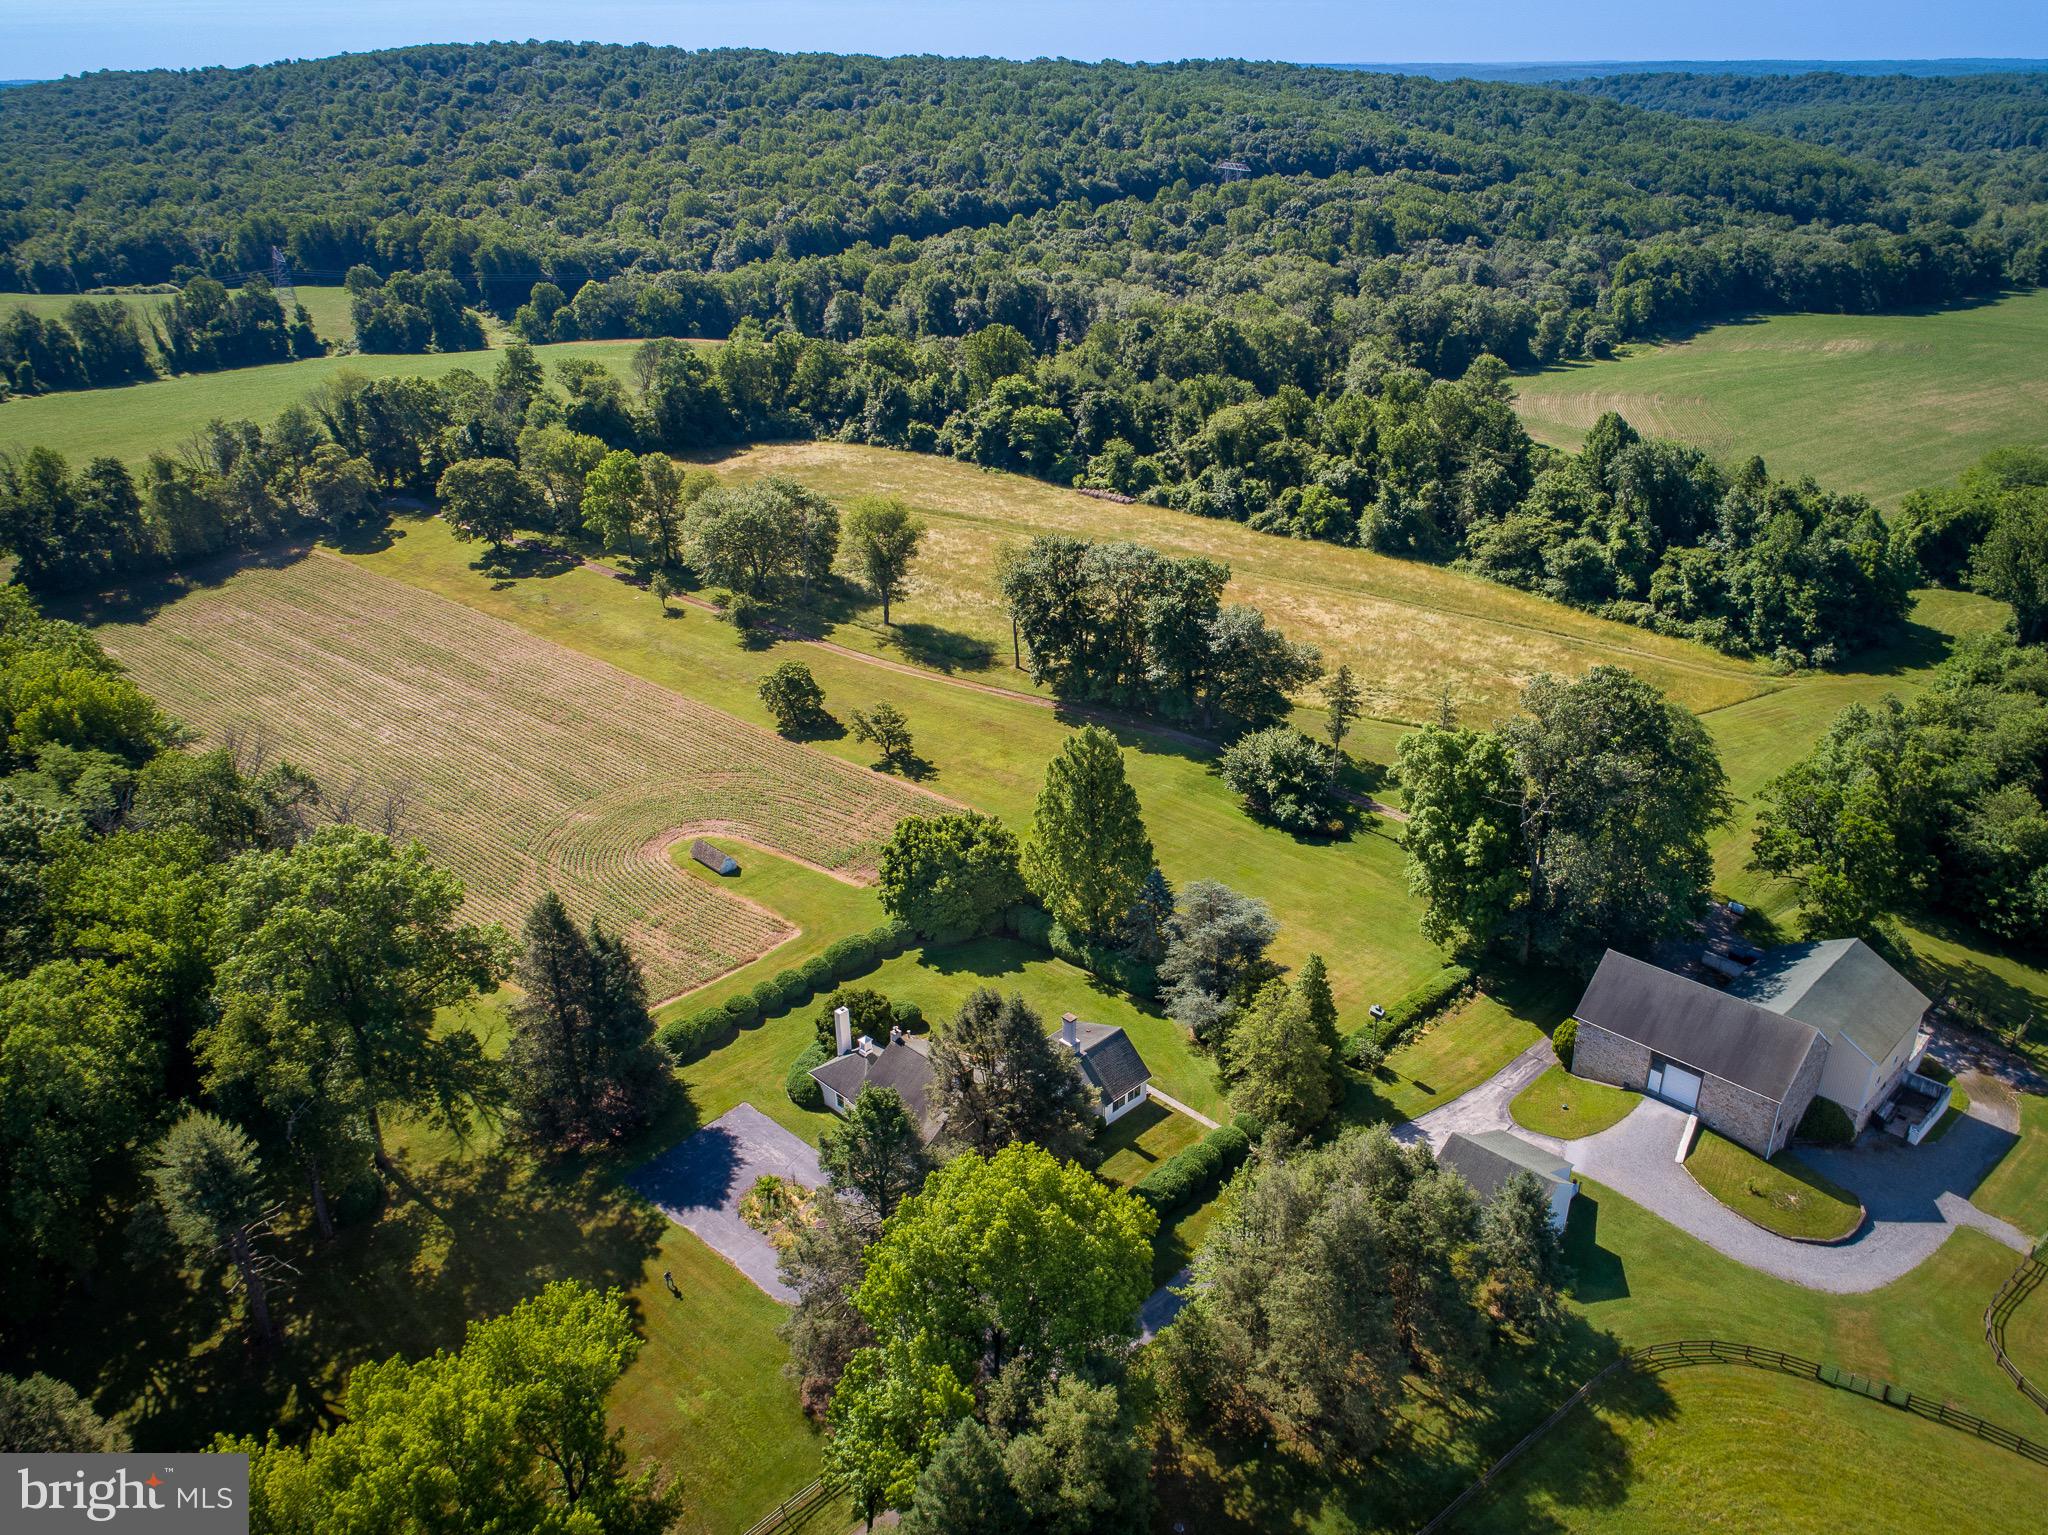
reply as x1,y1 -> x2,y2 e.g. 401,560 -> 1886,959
2,45 -> 2042,368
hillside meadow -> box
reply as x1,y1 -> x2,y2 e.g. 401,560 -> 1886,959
1513,288 -> 2048,509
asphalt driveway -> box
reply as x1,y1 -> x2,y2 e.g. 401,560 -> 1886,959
1406,1049 -> 2032,1293
631,1103 -> 824,1301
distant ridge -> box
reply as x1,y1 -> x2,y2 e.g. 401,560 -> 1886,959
1334,59 -> 2048,83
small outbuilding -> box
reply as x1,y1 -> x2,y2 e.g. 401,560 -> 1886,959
1057,1012 -> 1153,1124
690,838 -> 739,876
1438,1130 -> 1577,1232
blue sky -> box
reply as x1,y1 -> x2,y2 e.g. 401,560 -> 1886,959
4,1 -> 2046,79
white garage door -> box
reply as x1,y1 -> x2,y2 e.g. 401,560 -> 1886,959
1649,1060 -> 1703,1111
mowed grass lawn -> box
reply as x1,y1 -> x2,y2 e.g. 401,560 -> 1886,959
1684,1129 -> 1863,1243
1457,1363 -> 2048,1534
1511,1065 -> 1638,1139
1513,288 -> 2048,510
1341,975 -> 1565,1126
1975,1093 -> 2048,1240
0,336 -> 653,463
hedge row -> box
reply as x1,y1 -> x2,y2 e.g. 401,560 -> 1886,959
1002,903 -> 1158,999
657,918 -> 916,1065
1342,964 -> 1475,1063
1134,1122 -> 1252,1214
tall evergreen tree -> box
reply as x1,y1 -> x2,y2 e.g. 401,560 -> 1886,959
504,892 -> 670,1151
148,1109 -> 285,1350
1022,726 -> 1153,943
901,1419 -> 1026,1535
819,1086 -> 931,1220
927,990 -> 1093,1162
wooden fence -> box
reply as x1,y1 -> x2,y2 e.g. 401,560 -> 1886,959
737,1478 -> 828,1535
1985,1247 -> 2048,1415
1415,1336 -> 2048,1534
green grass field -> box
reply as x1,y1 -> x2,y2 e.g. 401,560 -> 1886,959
1511,1065 -> 1639,1139
1684,1130 -> 1863,1243
1343,979 -> 1560,1126
1975,1094 -> 2048,1240
0,336 -> 648,463
1513,288 -> 2048,509
1457,1363 -> 2048,1534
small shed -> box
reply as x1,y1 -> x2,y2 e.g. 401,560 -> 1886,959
691,838 -> 739,876
1438,1130 -> 1577,1232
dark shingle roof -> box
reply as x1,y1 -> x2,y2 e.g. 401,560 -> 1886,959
1068,1019 -> 1151,1102
1439,1131 -> 1573,1203
810,1036 -> 936,1135
1727,938 -> 1928,1065
1574,950 -> 1826,1103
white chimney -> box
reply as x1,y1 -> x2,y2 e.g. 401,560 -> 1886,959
834,1005 -> 852,1057
1060,1012 -> 1079,1048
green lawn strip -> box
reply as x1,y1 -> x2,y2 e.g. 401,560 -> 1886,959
1565,1182 -> 2036,1434
0,338 -> 654,463
346,517 -> 1444,1017
1339,975 -> 1565,1128
1683,1129 -> 1863,1243
1456,1362 -> 2048,1535
1511,289 -> 2048,510
1151,1195 -> 1226,1293
1510,1065 -> 1638,1139
1975,1094 -> 2048,1240
661,838 -> 885,1018
1093,1098 -> 1207,1188
2002,1263 -> 2048,1387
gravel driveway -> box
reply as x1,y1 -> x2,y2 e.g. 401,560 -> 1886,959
1407,1048 -> 2032,1293
631,1103 -> 824,1301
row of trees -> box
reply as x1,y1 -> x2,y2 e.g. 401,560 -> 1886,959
1753,632 -> 2048,949
1894,445 -> 2048,645
0,275 -> 321,398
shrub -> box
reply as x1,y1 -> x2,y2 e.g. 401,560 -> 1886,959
797,954 -> 836,993
895,1000 -> 924,1033
786,1039 -> 830,1111
1004,902 -> 1054,947
812,986 -> 897,1051
1797,1095 -> 1856,1147
719,994 -> 760,1029
1001,901 -> 1159,998
750,979 -> 787,1016
820,934 -> 872,976
658,1008 -> 734,1065
1217,725 -> 1342,832
1917,1056 -> 1955,1084
1553,1016 -> 1579,1071
1135,1123 -> 1252,1213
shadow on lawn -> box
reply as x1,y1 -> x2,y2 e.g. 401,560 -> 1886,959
1158,1306 -> 1673,1534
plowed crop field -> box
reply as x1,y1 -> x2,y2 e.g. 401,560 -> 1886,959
100,553 -> 943,998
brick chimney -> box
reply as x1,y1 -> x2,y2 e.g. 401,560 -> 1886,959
834,1005 -> 852,1057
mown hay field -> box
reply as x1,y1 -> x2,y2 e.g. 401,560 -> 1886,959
97,552 -> 944,998
1513,288 -> 2048,509
706,441 -> 1771,726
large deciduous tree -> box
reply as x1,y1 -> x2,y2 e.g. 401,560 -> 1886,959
1022,725 -> 1152,943
845,496 -> 926,625
231,1282 -> 681,1535
877,812 -> 1024,942
437,456 -> 540,554
824,1144 -> 1153,1522
203,825 -> 513,1197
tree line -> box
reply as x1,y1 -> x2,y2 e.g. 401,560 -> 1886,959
0,275 -> 322,398
0,583 -> 682,1525
4,45 -> 2040,377
2,323 -> 1930,669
